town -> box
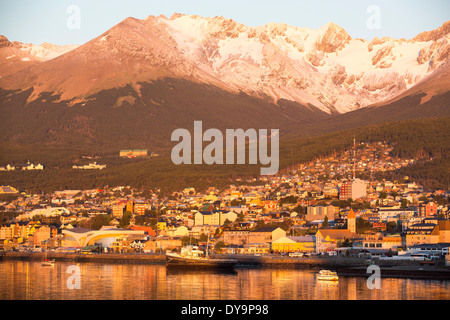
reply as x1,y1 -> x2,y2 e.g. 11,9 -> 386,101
0,141 -> 449,267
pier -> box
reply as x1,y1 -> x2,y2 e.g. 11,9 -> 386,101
3,251 -> 166,264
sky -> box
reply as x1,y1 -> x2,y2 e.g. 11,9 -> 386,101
0,0 -> 449,45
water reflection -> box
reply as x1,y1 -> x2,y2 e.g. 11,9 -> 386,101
0,261 -> 449,300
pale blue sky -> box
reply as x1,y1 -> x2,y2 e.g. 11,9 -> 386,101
0,0 -> 449,45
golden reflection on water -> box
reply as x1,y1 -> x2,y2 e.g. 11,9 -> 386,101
0,261 -> 449,300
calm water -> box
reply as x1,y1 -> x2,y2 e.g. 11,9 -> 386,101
0,260 -> 449,300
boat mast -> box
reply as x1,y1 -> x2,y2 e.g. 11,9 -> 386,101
206,234 -> 209,259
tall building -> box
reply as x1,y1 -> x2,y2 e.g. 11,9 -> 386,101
347,209 -> 356,233
339,135 -> 367,200
126,200 -> 134,213
339,178 -> 367,200
418,202 -> 438,217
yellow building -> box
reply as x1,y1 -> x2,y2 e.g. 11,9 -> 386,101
315,229 -> 359,252
271,236 -> 316,253
120,149 -> 148,157
112,203 -> 125,219
438,220 -> 450,243
126,200 -> 134,214
157,219 -> 168,231
405,220 -> 450,248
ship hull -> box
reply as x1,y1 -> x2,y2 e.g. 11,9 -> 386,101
166,252 -> 238,270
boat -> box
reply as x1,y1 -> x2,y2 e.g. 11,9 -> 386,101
41,258 -> 55,267
316,270 -> 339,281
41,244 -> 55,266
166,245 -> 238,270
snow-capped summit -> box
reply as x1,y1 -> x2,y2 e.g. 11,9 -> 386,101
0,14 -> 448,114
13,42 -> 80,61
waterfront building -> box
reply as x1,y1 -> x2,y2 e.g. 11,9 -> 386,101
223,230 -> 251,246
405,219 -> 450,248
62,226 -> 145,248
271,236 -> 316,253
31,225 -> 52,246
222,243 -> 270,254
362,234 -> 403,252
251,227 -> 286,244
408,243 -> 450,257
315,229 -> 359,253
143,237 -> 182,253
222,227 -> 286,246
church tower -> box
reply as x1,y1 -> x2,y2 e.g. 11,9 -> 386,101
347,209 -> 356,234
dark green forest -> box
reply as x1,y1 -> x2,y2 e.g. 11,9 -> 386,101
1,117 -> 448,194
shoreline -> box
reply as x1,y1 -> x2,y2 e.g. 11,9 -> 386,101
3,252 -> 450,280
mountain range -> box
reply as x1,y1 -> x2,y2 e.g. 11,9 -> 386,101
0,14 -> 449,152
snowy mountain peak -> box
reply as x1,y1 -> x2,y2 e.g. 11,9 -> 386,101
0,15 -> 448,114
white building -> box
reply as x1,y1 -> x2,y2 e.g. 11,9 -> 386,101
16,207 -> 70,221
339,178 -> 367,200
72,162 -> 106,170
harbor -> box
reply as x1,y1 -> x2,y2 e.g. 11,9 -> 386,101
1,258 -> 450,301
3,251 -> 450,280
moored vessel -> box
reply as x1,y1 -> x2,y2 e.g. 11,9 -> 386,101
41,244 -> 55,266
166,245 -> 238,270
317,270 -> 339,281
41,258 -> 55,267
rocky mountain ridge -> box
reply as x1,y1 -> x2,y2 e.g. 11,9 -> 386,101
0,14 -> 448,114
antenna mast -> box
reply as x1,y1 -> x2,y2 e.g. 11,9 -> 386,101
353,135 -> 356,180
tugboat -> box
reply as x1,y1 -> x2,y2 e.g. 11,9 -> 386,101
166,245 -> 238,270
316,270 -> 339,281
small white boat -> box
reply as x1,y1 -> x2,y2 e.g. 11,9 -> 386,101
41,244 -> 55,266
41,259 -> 55,267
317,270 -> 339,281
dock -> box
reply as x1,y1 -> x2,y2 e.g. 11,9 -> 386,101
3,251 -> 166,264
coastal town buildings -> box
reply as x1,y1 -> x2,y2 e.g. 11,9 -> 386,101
0,141 -> 448,260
